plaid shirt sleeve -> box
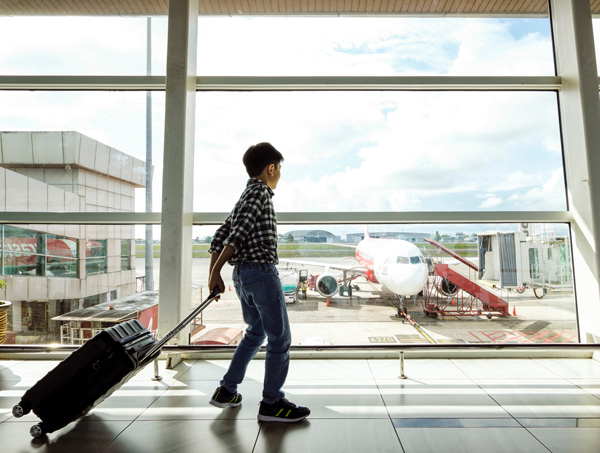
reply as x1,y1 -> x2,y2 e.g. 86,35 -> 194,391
208,215 -> 231,255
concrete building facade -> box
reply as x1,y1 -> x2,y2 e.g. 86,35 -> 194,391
0,131 -> 145,343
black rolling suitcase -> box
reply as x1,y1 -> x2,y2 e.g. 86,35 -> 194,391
12,289 -> 220,438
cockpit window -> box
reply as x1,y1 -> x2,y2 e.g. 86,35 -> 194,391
410,256 -> 423,264
397,257 -> 409,264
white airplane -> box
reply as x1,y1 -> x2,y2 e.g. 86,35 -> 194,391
280,229 -> 430,301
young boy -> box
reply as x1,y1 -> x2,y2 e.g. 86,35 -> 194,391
207,142 -> 310,423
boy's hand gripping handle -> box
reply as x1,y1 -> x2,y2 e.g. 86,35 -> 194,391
144,288 -> 222,360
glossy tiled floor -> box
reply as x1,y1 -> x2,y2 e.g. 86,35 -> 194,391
2,357 -> 600,452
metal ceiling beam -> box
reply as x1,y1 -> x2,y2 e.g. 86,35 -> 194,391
0,75 -> 563,91
0,211 -> 574,225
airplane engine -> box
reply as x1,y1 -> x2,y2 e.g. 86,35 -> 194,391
436,276 -> 459,297
316,273 -> 339,297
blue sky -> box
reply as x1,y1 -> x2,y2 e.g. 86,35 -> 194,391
0,14 -> 586,238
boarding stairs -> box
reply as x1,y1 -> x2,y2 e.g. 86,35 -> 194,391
422,239 -> 510,318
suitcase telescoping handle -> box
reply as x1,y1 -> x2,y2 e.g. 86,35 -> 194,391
144,288 -> 222,360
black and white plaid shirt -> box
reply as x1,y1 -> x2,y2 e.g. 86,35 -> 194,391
209,178 -> 278,265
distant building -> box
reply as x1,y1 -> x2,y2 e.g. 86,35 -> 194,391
440,236 -> 455,243
281,230 -> 340,243
345,232 -> 430,243
0,131 -> 145,343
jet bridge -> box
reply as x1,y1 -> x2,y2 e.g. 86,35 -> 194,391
477,225 -> 573,299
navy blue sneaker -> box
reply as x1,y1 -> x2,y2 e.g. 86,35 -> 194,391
209,386 -> 242,408
258,398 -> 310,422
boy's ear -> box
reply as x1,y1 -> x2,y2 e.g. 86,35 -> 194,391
267,163 -> 275,175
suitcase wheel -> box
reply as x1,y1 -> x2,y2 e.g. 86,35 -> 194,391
12,402 -> 31,418
30,423 -> 46,438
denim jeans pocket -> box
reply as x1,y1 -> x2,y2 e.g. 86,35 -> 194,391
239,267 -> 268,284
244,279 -> 268,307
239,266 -> 282,306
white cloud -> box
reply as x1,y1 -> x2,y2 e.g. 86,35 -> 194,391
478,195 -> 503,209
450,19 -> 554,75
389,191 -> 423,211
192,88 -> 563,212
0,17 -> 168,75
507,168 -> 566,210
197,16 -> 462,76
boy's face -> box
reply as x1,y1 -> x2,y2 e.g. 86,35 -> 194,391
267,162 -> 281,190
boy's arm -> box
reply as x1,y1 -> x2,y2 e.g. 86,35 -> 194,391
207,218 -> 232,295
208,245 -> 235,294
207,185 -> 268,292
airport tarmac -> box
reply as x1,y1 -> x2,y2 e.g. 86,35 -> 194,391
138,258 -> 579,346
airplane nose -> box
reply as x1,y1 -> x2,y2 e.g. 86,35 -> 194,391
407,265 -> 428,293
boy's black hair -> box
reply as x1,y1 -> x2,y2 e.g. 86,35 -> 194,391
243,142 -> 284,177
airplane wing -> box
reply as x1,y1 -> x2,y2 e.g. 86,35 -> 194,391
279,258 -> 370,279
327,243 -> 357,249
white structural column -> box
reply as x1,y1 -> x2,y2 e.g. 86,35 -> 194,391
551,0 -> 600,341
158,0 -> 198,343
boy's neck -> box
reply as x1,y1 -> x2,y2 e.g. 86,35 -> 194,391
254,175 -> 275,190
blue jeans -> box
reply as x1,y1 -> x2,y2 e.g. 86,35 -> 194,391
220,263 -> 291,404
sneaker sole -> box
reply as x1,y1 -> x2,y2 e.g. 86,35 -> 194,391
257,414 -> 309,423
209,400 -> 242,408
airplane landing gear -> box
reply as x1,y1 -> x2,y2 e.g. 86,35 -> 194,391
395,296 -> 407,323
339,284 -> 358,297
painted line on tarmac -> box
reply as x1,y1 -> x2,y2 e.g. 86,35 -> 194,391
469,330 -> 578,344
412,323 -> 437,344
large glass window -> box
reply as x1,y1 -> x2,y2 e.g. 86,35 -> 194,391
46,233 -> 78,278
0,224 -> 155,344
85,240 -> 107,276
194,91 -> 564,212
121,239 -> 132,271
0,92 -> 165,213
2,226 -> 44,276
0,16 -> 168,75
0,14 -> 162,345
1,5 -> 580,349
197,15 -> 554,76
194,222 -> 576,346
1,226 -> 78,278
